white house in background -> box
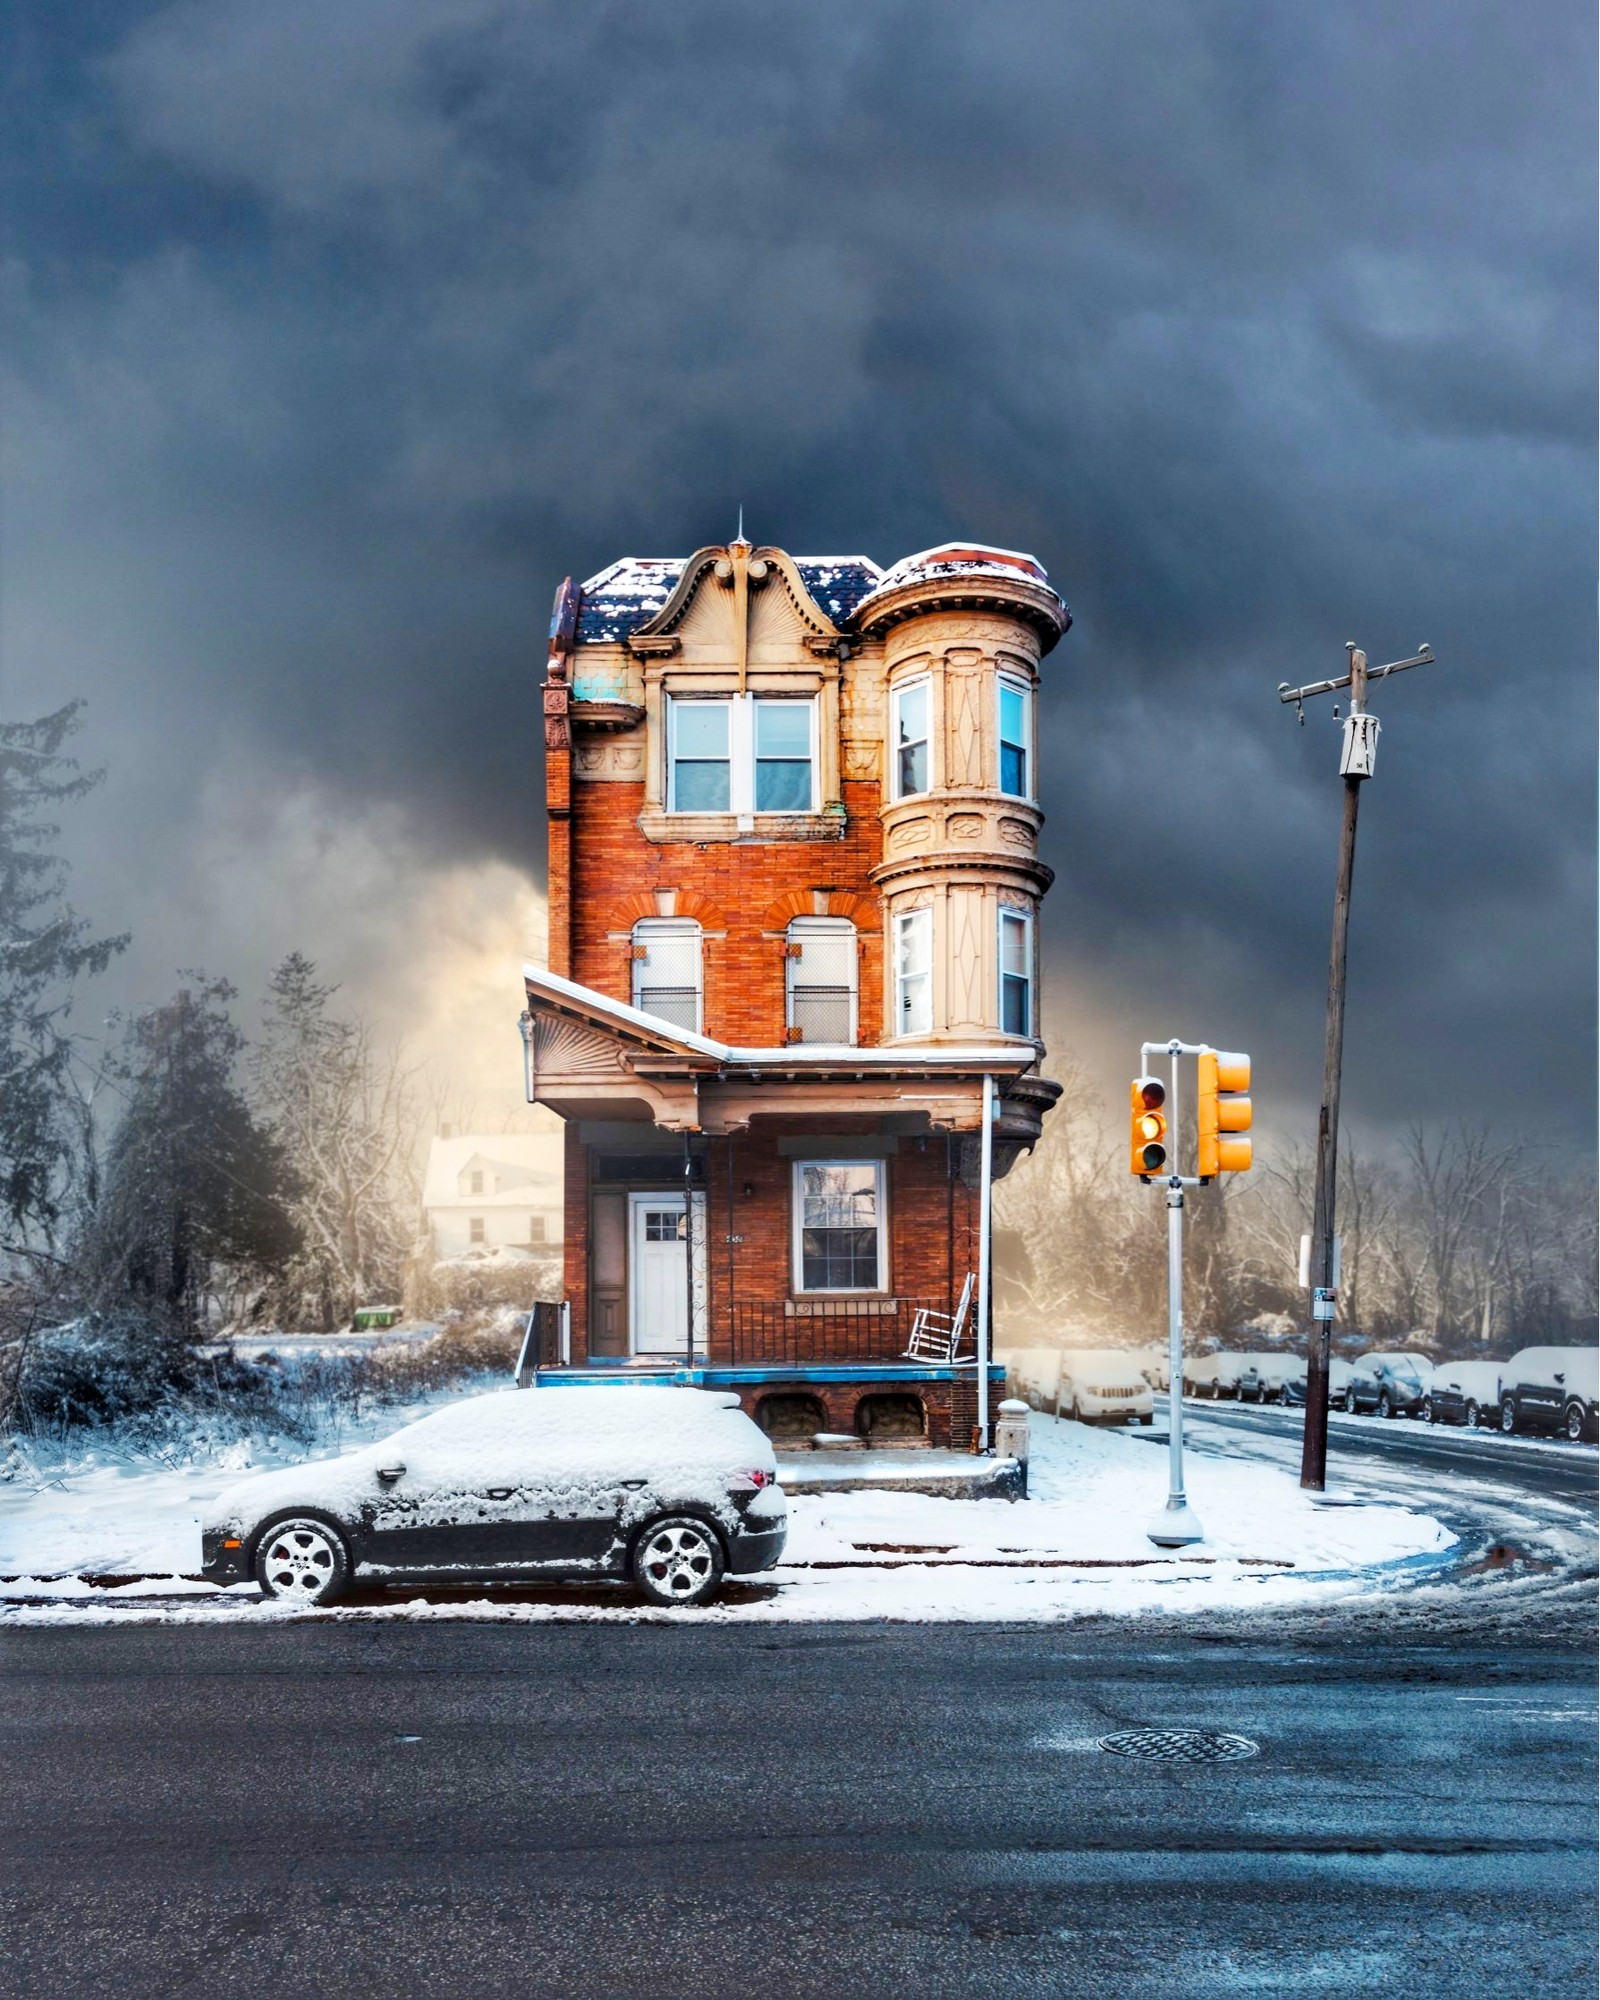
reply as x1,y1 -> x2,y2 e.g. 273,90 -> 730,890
422,1134 -> 564,1260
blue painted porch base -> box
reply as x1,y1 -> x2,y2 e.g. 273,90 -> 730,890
532,1362 -> 1004,1388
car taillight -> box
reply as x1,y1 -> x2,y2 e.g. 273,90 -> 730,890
732,1468 -> 777,1491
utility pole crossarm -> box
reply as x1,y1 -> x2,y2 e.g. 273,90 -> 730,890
1278,645 -> 1435,710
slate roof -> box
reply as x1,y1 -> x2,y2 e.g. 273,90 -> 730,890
574,555 -> 883,644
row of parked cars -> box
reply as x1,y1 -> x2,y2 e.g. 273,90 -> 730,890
1182,1345 -> 1598,1441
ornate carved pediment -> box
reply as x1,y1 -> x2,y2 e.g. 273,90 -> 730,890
629,544 -> 843,652
529,1014 -> 631,1084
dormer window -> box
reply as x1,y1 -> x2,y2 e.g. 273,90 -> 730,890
469,1170 -> 484,1195
667,696 -> 816,816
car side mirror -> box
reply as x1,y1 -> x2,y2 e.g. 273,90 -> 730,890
1554,1373 -> 1565,1384
376,1464 -> 406,1484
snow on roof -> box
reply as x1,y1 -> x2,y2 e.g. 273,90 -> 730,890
522,964 -> 1039,1073
422,1134 -> 564,1212
573,555 -> 883,644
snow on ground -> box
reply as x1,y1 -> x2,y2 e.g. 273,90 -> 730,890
0,1405 -> 1456,1627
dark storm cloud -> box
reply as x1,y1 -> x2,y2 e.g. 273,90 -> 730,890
3,0 -> 1593,1140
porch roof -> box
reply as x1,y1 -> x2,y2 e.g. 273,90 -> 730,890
519,965 -> 1040,1133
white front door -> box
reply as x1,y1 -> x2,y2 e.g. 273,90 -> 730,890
628,1191 -> 707,1356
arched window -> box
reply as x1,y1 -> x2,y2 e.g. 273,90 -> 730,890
631,918 -> 703,1033
785,917 -> 857,1045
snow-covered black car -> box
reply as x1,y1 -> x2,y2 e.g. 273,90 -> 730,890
201,1386 -> 787,1608
1497,1347 -> 1599,1442
1345,1352 -> 1431,1418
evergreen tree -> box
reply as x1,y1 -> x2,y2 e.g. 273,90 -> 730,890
88,977 -> 298,1330
0,703 -> 127,1250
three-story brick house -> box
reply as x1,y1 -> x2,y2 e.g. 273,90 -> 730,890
519,536 -> 1068,1447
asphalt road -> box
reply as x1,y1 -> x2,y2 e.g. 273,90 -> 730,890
1,1621 -> 1593,2000
1169,1397 -> 1600,1504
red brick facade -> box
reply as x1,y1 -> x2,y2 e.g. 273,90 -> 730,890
526,540 -> 1069,1445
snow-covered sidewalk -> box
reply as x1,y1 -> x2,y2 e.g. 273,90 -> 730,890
0,1407 -> 1456,1625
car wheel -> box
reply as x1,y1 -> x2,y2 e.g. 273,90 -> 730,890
1418,1398 -> 1434,1425
1464,1400 -> 1480,1430
631,1516 -> 726,1608
1139,1412 -> 1155,1426
1377,1391 -> 1393,1420
254,1516 -> 350,1607
1344,1392 -> 1360,1414
1499,1399 -> 1518,1435
1564,1402 -> 1586,1444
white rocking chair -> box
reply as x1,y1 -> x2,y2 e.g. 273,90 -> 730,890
904,1274 -> 977,1365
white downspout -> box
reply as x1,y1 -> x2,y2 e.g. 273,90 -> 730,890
976,1071 -> 994,1452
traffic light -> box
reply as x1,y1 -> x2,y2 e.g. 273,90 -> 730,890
1197,1050 -> 1252,1176
1130,1077 -> 1168,1177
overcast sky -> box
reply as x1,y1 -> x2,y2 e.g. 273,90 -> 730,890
3,1 -> 1593,1145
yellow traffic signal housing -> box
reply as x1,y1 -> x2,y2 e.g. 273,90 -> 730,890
1198,1049 -> 1252,1176
1130,1077 -> 1168,1177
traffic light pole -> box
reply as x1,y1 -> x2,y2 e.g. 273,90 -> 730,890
1277,642 -> 1442,1491
1142,1037 -> 1205,1548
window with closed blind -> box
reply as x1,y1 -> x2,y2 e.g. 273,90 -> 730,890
784,917 -> 857,1045
631,918 -> 703,1033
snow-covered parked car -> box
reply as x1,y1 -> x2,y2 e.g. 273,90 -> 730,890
1497,1347 -> 1599,1442
1345,1351 -> 1431,1418
1236,1354 -> 1305,1403
1183,1353 -> 1247,1400
1280,1357 -> 1351,1407
201,1386 -> 787,1608
1056,1351 -> 1155,1426
1427,1360 -> 1503,1429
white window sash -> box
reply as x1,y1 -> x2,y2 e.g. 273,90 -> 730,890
997,675 -> 1033,800
785,920 -> 858,1044
667,694 -> 817,815
632,919 -> 704,1032
790,1157 -> 887,1294
890,678 -> 931,800
999,907 -> 1034,1037
894,908 -> 932,1037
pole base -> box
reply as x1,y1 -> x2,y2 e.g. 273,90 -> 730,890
1148,1499 -> 1205,1548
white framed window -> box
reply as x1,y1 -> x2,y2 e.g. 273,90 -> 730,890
998,675 -> 1033,799
890,679 -> 930,799
527,1214 -> 547,1244
469,1170 -> 484,1195
469,1217 -> 485,1244
999,906 -> 1034,1037
631,917 -> 703,1032
668,695 -> 816,814
785,917 -> 857,1045
894,908 -> 932,1037
668,700 -> 732,812
793,1159 -> 885,1293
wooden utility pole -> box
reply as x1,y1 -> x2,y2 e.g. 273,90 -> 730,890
1277,641 -> 1442,1490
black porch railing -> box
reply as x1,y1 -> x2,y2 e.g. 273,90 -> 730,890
726,1297 -> 945,1368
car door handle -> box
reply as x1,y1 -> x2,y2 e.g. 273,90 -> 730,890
376,1465 -> 406,1484
621,1479 -> 647,1489
486,1488 -> 514,1501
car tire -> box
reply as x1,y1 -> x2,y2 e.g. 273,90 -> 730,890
254,1516 -> 350,1607
1139,1413 -> 1155,1426
1344,1392 -> 1360,1414
1418,1398 -> 1434,1425
631,1516 -> 726,1608
1499,1398 -> 1518,1435
1377,1391 -> 1393,1420
1564,1401 -> 1586,1444
1464,1400 -> 1480,1430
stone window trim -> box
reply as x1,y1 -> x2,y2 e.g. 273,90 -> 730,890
638,660 -> 843,839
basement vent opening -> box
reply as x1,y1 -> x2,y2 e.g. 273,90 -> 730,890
1097,1729 -> 1259,1763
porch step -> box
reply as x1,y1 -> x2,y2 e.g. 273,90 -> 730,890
775,1449 -> 1022,1501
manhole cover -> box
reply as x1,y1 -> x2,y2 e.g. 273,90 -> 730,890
1097,1728 -> 1259,1762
